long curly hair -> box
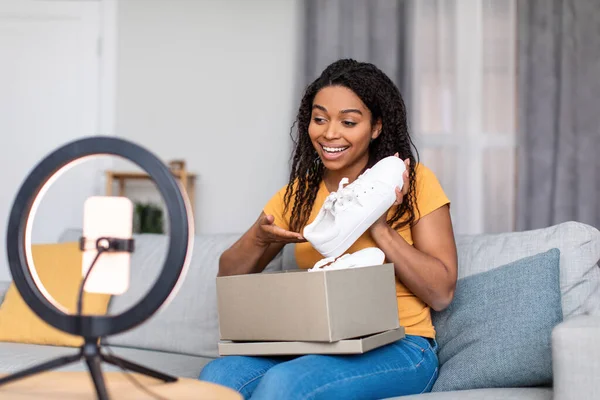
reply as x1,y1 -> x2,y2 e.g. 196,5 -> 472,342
284,59 -> 419,233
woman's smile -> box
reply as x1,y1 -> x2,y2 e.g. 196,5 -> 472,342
320,143 -> 350,160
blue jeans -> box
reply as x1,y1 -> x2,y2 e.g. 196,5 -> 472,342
199,335 -> 439,399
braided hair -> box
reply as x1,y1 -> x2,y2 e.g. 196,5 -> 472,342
284,59 -> 419,233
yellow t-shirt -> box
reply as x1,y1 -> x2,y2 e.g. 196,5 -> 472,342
263,163 -> 450,339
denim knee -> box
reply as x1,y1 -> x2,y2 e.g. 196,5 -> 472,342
198,357 -> 232,383
199,356 -> 281,399
251,362 -> 299,400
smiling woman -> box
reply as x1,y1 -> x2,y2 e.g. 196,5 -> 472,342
201,59 -> 458,399
309,86 -> 381,187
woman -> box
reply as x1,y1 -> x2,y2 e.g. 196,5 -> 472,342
200,59 -> 458,399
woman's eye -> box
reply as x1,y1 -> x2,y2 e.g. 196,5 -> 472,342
342,121 -> 357,127
313,117 -> 326,124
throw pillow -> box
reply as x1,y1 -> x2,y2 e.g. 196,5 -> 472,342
431,248 -> 563,392
0,242 -> 112,347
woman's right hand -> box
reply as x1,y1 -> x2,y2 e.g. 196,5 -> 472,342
254,213 -> 307,247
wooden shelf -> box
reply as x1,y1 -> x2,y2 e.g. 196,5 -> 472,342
105,163 -> 197,214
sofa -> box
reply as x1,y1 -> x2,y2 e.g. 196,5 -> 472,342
1,221 -> 599,399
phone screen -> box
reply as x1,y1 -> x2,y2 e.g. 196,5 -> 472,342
82,196 -> 133,295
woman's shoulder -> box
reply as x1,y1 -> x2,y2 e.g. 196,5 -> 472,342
413,162 -> 436,178
413,162 -> 443,188
263,181 -> 296,230
269,179 -> 299,199
270,177 -> 321,198
412,162 -> 450,218
264,178 -> 307,211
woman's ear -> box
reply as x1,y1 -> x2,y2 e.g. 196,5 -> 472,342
371,119 -> 383,140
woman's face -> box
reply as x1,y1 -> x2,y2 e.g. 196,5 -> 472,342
308,86 -> 381,172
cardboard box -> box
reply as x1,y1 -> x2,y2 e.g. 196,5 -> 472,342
218,327 -> 405,356
216,263 -> 400,342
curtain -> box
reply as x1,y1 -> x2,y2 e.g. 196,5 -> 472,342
303,0 -> 410,95
516,0 -> 600,230
303,0 -> 518,235
408,0 -> 517,235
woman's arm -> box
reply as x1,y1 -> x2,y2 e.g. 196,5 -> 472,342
370,204 -> 458,311
218,213 -> 305,277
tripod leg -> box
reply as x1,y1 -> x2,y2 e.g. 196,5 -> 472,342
102,353 -> 177,383
86,354 -> 110,400
0,353 -> 80,386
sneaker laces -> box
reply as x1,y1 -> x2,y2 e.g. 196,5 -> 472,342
323,176 -> 368,215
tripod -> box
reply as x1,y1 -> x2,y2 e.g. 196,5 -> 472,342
0,337 -> 177,399
2,139 -> 194,400
0,236 -> 177,399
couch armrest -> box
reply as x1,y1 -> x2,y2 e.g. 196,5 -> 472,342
552,315 -> 600,399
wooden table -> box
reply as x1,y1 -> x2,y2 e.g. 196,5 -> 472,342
105,170 -> 197,214
0,371 -> 241,399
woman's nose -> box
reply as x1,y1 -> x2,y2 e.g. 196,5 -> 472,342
324,125 -> 341,140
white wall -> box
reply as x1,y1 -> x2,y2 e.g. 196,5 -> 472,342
0,1 -> 106,280
115,0 -> 302,234
0,0 -> 300,280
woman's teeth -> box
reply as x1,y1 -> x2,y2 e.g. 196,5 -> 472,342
323,146 -> 349,153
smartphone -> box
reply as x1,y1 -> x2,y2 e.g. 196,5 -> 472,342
82,196 -> 133,295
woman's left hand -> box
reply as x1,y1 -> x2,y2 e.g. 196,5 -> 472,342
370,155 -> 410,231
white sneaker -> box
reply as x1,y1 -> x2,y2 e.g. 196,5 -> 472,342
303,156 -> 406,258
308,247 -> 386,272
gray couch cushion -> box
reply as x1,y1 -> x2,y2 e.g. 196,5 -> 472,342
104,233 -> 240,359
432,249 -> 562,392
0,281 -> 9,304
454,221 -> 600,318
399,387 -> 552,400
57,228 -> 82,243
0,342 -> 211,379
260,243 -> 297,272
